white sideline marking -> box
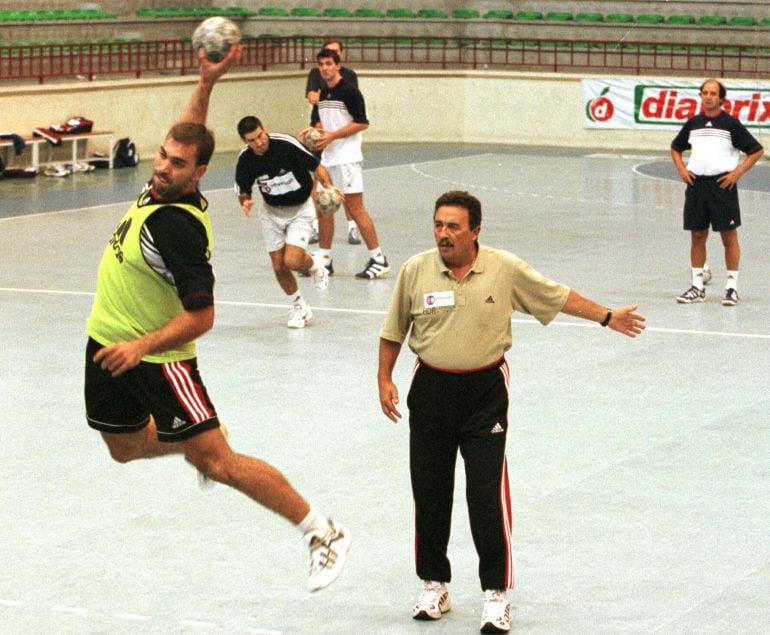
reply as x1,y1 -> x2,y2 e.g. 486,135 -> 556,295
51,604 -> 87,615
114,612 -> 152,621
2,286 -> 769,340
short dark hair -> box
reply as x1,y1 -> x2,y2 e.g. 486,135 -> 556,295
700,78 -> 726,100
317,48 -> 341,64
323,39 -> 344,52
434,191 -> 482,230
167,122 -> 215,166
237,115 -> 263,138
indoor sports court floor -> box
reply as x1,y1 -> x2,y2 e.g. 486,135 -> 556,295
1,143 -> 768,634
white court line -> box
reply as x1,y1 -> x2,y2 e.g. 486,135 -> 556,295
2,286 -> 769,340
51,604 -> 87,615
114,612 -> 152,621
0,155 -> 499,223
0,599 -> 24,606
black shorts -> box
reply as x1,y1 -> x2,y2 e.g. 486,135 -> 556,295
84,337 -> 219,442
683,174 -> 741,232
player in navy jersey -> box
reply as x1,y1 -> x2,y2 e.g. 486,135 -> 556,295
671,79 -> 764,306
305,47 -> 391,280
235,116 -> 340,328
304,39 -> 362,246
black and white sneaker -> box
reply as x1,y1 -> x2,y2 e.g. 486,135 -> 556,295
676,285 -> 705,304
480,589 -> 511,633
305,519 -> 351,592
412,581 -> 451,620
722,288 -> 739,306
355,257 -> 390,279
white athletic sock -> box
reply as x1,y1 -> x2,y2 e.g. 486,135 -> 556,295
691,268 -> 705,289
369,247 -> 384,262
298,509 -> 329,535
725,270 -> 739,290
317,248 -> 332,262
288,292 -> 306,309
347,219 -> 357,230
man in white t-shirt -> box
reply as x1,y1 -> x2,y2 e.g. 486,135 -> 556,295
306,47 -> 390,280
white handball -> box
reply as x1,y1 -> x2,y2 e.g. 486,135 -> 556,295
192,16 -> 241,62
302,128 -> 323,152
317,186 -> 342,215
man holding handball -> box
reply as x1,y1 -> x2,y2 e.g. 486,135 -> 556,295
84,43 -> 350,592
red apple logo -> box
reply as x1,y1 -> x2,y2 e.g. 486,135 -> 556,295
586,87 -> 615,122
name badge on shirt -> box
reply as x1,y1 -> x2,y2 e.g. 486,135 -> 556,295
423,290 -> 455,309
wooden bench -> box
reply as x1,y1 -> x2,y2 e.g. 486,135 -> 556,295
0,131 -> 114,170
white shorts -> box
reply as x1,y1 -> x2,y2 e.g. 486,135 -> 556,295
259,198 -> 315,253
322,162 -> 364,194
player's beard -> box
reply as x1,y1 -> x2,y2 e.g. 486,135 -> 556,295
152,171 -> 195,200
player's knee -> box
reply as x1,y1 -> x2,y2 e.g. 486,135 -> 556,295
186,450 -> 232,484
104,440 -> 139,464
284,254 -> 305,270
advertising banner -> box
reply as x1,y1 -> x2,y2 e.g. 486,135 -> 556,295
582,79 -> 770,130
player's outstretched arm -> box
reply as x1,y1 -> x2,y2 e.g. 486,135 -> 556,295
561,290 -> 646,338
179,45 -> 242,125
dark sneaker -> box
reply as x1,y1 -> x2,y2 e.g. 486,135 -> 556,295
676,285 -> 705,304
355,257 -> 390,280
722,288 -> 739,306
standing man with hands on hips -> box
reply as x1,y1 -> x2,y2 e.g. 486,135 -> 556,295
377,191 -> 645,633
671,78 -> 764,306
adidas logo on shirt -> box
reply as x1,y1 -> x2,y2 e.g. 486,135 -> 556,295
491,422 -> 504,434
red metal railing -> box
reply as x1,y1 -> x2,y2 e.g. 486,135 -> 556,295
2,36 -> 768,84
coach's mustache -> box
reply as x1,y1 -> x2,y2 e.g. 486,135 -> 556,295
438,239 -> 453,247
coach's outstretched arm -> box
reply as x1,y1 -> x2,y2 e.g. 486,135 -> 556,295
560,289 -> 646,338
179,45 -> 242,125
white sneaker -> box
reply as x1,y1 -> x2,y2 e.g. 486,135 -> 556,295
311,256 -> 329,291
480,589 -> 511,633
305,519 -> 352,592
412,580 -> 451,620
287,303 -> 312,328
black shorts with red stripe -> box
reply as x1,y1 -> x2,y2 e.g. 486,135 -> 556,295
84,337 -> 220,442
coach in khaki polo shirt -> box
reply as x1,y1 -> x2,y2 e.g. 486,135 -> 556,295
378,190 -> 645,632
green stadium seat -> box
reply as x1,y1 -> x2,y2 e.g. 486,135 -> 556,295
259,7 -> 289,17
483,10 -> 513,20
605,13 -> 634,23
728,16 -> 757,27
575,13 -> 602,23
385,9 -> 415,19
544,12 -> 572,21
666,15 -> 696,25
323,8 -> 353,18
291,7 -> 321,17
514,11 -> 543,21
697,16 -> 727,26
355,8 -> 383,18
416,9 -> 447,19
452,9 -> 480,19
635,14 -> 665,24
761,17 -> 770,27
